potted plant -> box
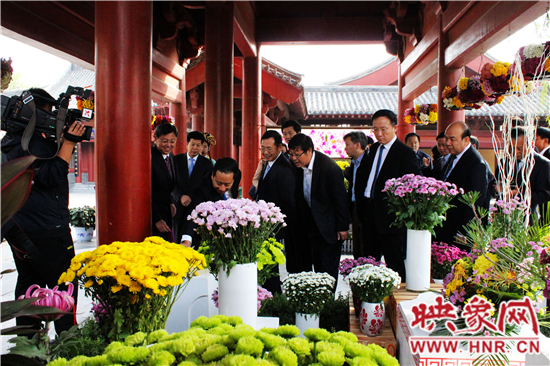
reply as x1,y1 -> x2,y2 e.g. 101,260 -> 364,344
431,242 -> 466,282
69,205 -> 96,242
189,198 -> 285,329
346,264 -> 401,337
282,271 -> 336,336
383,174 -> 462,291
339,256 -> 384,314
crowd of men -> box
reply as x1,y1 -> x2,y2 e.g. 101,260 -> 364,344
152,109 -> 550,291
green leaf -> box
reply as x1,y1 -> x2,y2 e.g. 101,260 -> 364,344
0,325 -> 40,336
1,298 -> 40,322
11,305 -> 73,319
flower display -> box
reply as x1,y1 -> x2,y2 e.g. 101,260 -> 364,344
404,104 -> 437,126
46,315 -> 399,366
382,174 -> 463,235
304,129 -> 375,158
514,42 -> 550,79
282,271 -> 336,315
58,236 -> 206,340
151,114 -> 174,131
442,85 -> 465,110
1,57 -> 13,92
457,75 -> 486,104
257,238 -> 286,286
18,283 -> 75,322
189,198 -> 286,274
211,285 -> 273,310
479,61 -> 511,96
431,242 -> 467,280
339,256 -> 384,279
76,91 -> 94,112
346,264 -> 401,303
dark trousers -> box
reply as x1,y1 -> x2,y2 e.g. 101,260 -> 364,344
6,232 -> 78,335
298,206 -> 342,284
361,201 -> 407,282
351,203 -> 365,259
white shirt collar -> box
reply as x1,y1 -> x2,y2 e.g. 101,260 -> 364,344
162,154 -> 169,159
541,146 -> 550,156
268,152 -> 282,168
455,143 -> 471,161
381,135 -> 398,150
303,150 -> 316,171
187,152 -> 198,161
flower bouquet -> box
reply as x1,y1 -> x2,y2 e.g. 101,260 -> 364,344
513,42 -> 550,80
58,236 -> 206,340
151,114 -> 174,131
190,198 -> 286,274
404,104 -> 437,126
431,242 -> 467,280
282,271 -> 336,316
457,75 -> 487,105
339,256 -> 384,280
480,61 -> 511,97
382,174 -> 463,234
347,264 -> 401,336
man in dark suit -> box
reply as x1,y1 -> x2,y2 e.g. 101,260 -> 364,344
151,123 -> 178,241
255,130 -> 297,292
181,158 -> 241,248
172,131 -> 214,243
434,122 -> 488,249
430,132 -> 450,179
493,126 -> 550,222
355,110 -> 420,281
343,131 -> 368,259
405,132 -> 432,176
288,133 -> 350,281
535,127 -> 550,160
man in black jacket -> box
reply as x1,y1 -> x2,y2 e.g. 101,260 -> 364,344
172,131 -> 213,243
288,133 -> 350,281
355,109 -> 420,281
1,88 -> 85,334
181,158 -> 241,248
151,123 -> 178,241
434,122 -> 488,249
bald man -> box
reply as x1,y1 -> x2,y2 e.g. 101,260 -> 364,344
434,122 -> 488,250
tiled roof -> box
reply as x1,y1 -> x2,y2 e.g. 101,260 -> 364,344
47,64 -> 95,99
305,85 -> 549,117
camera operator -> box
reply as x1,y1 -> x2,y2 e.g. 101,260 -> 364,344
1,88 -> 85,334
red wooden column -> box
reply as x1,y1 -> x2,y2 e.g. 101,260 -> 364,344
204,2 -> 234,159
171,75 -> 187,155
95,1 -> 152,245
192,115 -> 204,132
437,19 -> 464,135
397,62 -> 415,141
241,53 -> 262,199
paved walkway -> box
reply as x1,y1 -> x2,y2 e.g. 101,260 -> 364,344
1,184 -> 351,353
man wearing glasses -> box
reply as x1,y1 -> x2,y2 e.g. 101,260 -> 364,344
288,133 -> 350,282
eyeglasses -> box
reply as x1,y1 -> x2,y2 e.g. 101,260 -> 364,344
288,151 -> 305,158
260,146 -> 275,153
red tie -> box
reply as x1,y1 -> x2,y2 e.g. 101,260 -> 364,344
165,157 -> 172,178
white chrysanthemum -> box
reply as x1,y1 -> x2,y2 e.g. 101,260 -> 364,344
523,44 -> 545,59
443,98 -> 455,109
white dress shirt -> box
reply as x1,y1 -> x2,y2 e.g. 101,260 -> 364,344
364,136 -> 397,198
302,151 -> 316,207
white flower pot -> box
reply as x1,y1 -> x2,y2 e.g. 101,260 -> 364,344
405,229 -> 431,292
73,227 -> 94,242
432,279 -> 444,284
359,301 -> 385,337
218,263 -> 257,329
295,313 -> 319,337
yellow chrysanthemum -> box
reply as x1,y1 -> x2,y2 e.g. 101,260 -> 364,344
84,279 -> 94,288
414,105 -> 420,114
145,294 -> 151,299
128,282 -> 142,293
496,95 -> 505,104
490,61 -> 510,77
428,111 -> 437,122
458,77 -> 469,91
465,295 -> 495,317
473,253 -> 499,276
404,115 -> 411,124
545,58 -> 550,72
111,285 -> 123,293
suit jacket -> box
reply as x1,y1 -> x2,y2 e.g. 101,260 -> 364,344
172,153 -> 213,219
430,155 -> 447,179
295,151 -> 350,244
543,148 -> 550,161
493,153 -> 550,214
151,147 -> 175,225
355,139 -> 420,234
416,150 -> 433,176
256,153 -> 296,238
434,146 -> 488,244
182,175 -> 226,244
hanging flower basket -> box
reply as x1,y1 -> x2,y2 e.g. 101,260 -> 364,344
513,42 -> 550,81
404,104 -> 437,126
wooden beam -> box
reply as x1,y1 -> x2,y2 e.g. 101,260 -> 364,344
445,1 -> 546,68
185,61 -> 205,91
1,1 -> 94,66
233,1 -> 256,57
153,49 -> 185,80
256,16 -> 385,44
152,76 -> 183,103
401,22 -> 439,76
234,58 -> 303,104
442,1 -> 476,33
402,58 -> 438,101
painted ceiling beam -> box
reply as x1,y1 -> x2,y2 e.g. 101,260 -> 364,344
233,1 -> 256,58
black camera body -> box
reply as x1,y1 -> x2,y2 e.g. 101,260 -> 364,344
1,86 -> 93,142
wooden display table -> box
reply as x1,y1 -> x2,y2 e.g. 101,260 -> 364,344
348,298 -> 397,357
387,283 -> 443,334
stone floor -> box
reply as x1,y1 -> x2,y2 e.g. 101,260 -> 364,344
1,184 -> 351,353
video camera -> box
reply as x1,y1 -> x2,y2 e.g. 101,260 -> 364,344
1,85 -> 93,142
